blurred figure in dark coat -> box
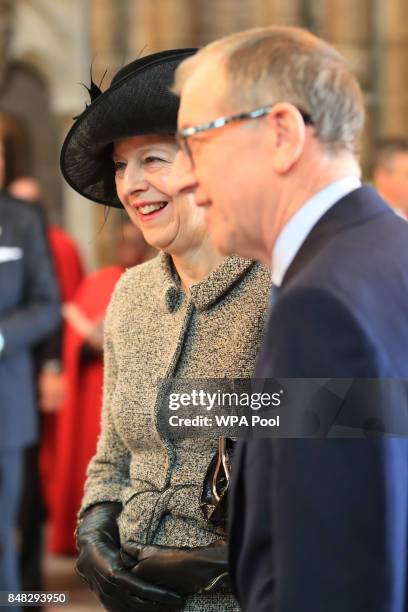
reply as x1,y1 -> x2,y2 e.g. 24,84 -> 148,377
0,125 -> 60,603
8,175 -> 83,592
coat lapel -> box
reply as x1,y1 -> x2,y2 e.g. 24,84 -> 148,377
283,186 -> 391,287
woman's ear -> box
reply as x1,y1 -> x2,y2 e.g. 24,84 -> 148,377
265,103 -> 307,174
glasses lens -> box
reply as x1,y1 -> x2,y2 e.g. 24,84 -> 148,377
176,134 -> 194,166
175,133 -> 184,152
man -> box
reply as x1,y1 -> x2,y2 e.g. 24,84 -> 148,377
7,176 -> 83,593
373,138 -> 408,218
0,157 -> 60,597
168,27 -> 408,611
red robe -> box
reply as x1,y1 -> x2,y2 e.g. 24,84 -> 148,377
48,265 -> 124,554
47,225 -> 84,302
39,225 -> 84,514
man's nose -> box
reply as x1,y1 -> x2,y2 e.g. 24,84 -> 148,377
167,150 -> 198,198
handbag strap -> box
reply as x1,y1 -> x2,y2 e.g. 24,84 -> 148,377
212,437 -> 231,502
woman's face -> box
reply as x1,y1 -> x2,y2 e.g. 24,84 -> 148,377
113,134 -> 208,254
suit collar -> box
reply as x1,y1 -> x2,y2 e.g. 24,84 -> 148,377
272,176 -> 361,286
282,185 -> 392,286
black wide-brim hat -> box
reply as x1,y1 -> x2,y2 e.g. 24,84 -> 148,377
60,48 -> 196,208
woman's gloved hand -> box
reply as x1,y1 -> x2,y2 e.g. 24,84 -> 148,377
76,502 -> 186,612
121,540 -> 230,596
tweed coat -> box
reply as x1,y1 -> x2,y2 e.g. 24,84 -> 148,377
81,252 -> 270,611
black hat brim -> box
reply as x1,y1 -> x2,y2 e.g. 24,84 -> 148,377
60,49 -> 196,208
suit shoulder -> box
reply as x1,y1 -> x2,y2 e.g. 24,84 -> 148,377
0,194 -> 44,232
267,284 -> 383,376
272,282 -> 381,357
276,282 -> 349,313
0,193 -> 39,217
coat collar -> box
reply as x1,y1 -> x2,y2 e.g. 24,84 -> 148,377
157,252 -> 255,312
282,185 -> 392,286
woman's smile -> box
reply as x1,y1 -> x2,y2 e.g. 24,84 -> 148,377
130,199 -> 169,222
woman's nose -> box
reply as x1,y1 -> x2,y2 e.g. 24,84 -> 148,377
123,163 -> 149,195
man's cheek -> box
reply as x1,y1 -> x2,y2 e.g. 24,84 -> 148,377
203,207 -> 212,229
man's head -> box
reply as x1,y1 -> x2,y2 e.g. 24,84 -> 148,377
372,138 -> 408,216
9,176 -> 42,203
169,26 -> 364,263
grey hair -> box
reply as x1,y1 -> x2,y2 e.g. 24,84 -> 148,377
173,26 -> 365,155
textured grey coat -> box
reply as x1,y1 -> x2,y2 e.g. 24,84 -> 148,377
81,252 -> 270,611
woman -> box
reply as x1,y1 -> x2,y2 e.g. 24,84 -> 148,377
49,220 -> 156,555
60,49 -> 270,612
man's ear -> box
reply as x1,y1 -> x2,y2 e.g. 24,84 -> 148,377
265,103 -> 307,174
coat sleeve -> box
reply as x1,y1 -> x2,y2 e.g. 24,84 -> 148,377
0,206 -> 60,354
239,286 -> 408,612
80,282 -> 131,515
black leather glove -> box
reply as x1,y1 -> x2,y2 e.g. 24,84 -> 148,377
76,502 -> 186,612
121,540 -> 230,596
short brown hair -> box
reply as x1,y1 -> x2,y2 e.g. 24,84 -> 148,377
174,26 -> 365,155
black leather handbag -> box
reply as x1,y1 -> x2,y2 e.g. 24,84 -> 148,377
200,438 -> 235,529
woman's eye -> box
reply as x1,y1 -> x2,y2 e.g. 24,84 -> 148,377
113,160 -> 126,173
143,155 -> 168,165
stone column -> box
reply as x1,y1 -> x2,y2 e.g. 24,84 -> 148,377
90,0 -> 131,267
193,0 -> 255,43
252,0 -> 302,27
59,0 -> 97,270
60,113 -> 98,272
312,0 -> 374,175
59,0 -> 97,271
127,0 -> 198,52
91,0 -> 129,79
373,0 -> 408,137
0,0 -> 13,90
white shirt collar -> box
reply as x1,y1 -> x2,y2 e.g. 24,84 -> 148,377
393,208 -> 408,221
271,176 -> 362,286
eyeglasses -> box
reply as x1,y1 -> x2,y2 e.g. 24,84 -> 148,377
176,104 -> 313,167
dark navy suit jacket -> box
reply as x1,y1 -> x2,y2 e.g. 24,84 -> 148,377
229,186 -> 408,611
0,194 -> 60,449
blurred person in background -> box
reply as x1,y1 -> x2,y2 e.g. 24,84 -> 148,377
60,49 -> 270,612
8,175 -> 84,594
0,118 -> 60,604
49,219 -> 156,555
372,138 -> 408,219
